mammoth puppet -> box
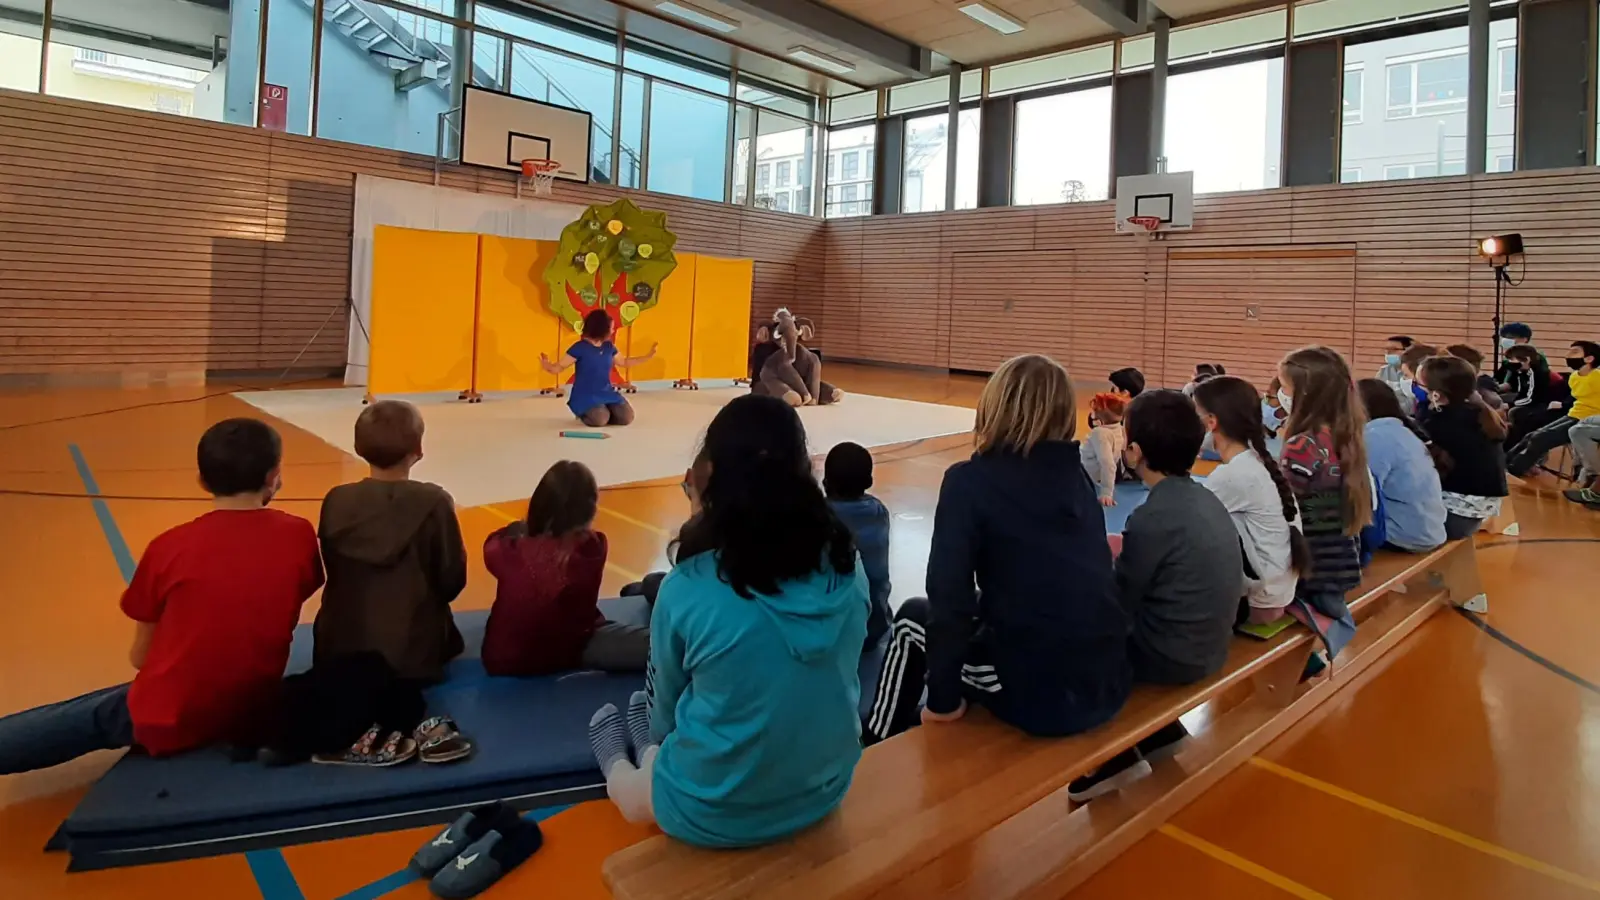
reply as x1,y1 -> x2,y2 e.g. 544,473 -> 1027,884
750,309 -> 843,406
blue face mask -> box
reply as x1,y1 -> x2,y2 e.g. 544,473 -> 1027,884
1385,353 -> 1401,366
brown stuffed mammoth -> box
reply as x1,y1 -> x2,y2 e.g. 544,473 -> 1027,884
750,309 -> 842,406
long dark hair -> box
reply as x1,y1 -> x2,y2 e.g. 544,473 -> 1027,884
1279,346 -> 1372,534
1421,356 -> 1508,441
1357,378 -> 1444,473
1193,376 -> 1311,577
671,394 -> 856,598
526,460 -> 598,537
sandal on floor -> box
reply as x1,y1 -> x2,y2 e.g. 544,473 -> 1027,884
415,716 -> 474,764
313,724 -> 417,767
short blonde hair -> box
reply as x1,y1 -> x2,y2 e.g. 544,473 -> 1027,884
354,400 -> 424,469
975,354 -> 1077,455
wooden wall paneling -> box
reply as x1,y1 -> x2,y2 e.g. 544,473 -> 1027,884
858,216 -> 943,367
948,249 -> 1074,372
1070,247 -> 1151,383
1290,179 -> 1474,377
1164,248 -> 1357,388
822,219 -> 864,360
940,208 -> 1036,370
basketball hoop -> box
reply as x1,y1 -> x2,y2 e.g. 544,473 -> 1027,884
1126,215 -> 1164,236
518,159 -> 561,198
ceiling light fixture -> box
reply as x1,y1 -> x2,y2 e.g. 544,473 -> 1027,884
655,1 -> 739,33
787,45 -> 855,74
957,2 -> 1025,35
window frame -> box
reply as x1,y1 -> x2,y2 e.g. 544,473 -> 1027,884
1343,64 -> 1365,125
1496,39 -> 1516,107
1384,47 -> 1469,120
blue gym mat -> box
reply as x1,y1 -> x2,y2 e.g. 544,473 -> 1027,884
50,597 -> 892,871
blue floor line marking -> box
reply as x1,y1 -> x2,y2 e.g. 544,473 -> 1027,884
331,804 -> 578,900
246,850 -> 309,900
68,444 -> 137,583
69,443 -> 303,900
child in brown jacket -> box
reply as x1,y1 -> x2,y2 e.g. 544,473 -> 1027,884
314,400 -> 467,682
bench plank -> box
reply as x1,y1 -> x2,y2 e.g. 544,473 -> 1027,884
603,540 -> 1483,900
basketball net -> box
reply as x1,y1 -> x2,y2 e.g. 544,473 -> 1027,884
519,159 -> 560,198
1126,215 -> 1163,240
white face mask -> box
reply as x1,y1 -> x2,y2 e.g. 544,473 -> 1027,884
1499,337 -> 1516,350
1277,389 -> 1293,414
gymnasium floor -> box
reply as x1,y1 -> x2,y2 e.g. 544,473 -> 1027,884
1,363 -> 1598,899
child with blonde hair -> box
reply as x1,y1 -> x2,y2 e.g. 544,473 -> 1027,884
866,354 -> 1129,741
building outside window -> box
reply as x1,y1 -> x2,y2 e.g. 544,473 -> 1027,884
1342,167 -> 1363,182
825,123 -> 874,217
1344,65 -> 1364,124
1386,48 -> 1468,119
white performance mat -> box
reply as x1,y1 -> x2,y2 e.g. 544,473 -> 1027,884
237,387 -> 976,509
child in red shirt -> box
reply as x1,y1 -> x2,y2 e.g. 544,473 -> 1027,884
0,419 -> 323,772
481,461 -> 647,676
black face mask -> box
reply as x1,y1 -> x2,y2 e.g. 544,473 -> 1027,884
1569,357 -> 1589,371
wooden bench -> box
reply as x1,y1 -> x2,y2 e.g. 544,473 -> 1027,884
602,540 -> 1486,900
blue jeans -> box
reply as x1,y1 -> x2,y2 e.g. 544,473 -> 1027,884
0,684 -> 134,774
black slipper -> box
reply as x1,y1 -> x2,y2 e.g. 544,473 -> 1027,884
410,802 -> 520,877
429,816 -> 545,899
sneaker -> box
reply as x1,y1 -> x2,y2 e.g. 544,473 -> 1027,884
1563,487 -> 1600,508
1067,749 -> 1152,804
1135,722 -> 1189,764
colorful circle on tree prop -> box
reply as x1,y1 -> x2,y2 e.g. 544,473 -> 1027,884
584,252 -> 600,274
605,293 -> 620,306
638,244 -> 653,258
620,300 -> 641,324
633,283 -> 653,301
571,253 -> 586,269
606,219 -> 624,235
571,319 -> 583,332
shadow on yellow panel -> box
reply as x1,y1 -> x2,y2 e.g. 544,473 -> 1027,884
690,256 -> 754,381
622,253 -> 696,383
476,236 -> 568,392
370,226 -> 479,395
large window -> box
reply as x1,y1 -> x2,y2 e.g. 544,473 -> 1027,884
1342,18 -> 1516,182
43,0 -> 244,125
825,123 -> 875,217
316,1 -> 454,154
901,108 -> 978,213
0,1 -> 45,93
754,110 -> 814,215
647,81 -> 729,201
1165,58 -> 1284,193
619,73 -> 645,189
1014,86 -> 1112,205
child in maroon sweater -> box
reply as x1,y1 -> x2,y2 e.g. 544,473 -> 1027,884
482,461 -> 648,675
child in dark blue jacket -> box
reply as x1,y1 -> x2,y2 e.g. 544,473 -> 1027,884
864,354 -> 1131,742
824,442 -> 892,649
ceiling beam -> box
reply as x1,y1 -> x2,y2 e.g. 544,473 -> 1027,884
711,0 -> 932,78
1075,0 -> 1151,36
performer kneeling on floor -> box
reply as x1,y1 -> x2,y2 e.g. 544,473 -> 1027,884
541,309 -> 656,427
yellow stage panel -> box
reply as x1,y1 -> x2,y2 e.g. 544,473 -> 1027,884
369,226 -> 478,395
689,256 -> 754,381
476,235 -> 566,392
621,253 -> 696,384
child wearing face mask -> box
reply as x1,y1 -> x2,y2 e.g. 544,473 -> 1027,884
1420,356 -> 1510,539
1508,341 -> 1600,480
1376,336 -> 1416,414
1399,343 -> 1439,423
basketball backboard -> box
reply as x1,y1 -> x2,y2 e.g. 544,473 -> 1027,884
459,86 -> 592,184
1114,171 -> 1195,234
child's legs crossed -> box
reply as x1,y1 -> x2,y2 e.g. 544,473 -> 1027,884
606,745 -> 658,825
0,683 -> 134,775
580,623 -> 650,671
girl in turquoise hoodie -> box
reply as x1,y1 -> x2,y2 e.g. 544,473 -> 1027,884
587,394 -> 869,848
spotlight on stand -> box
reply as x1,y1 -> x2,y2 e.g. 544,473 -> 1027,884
1478,233 -> 1525,368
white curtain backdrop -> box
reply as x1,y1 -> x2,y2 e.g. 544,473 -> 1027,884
345,175 -> 587,385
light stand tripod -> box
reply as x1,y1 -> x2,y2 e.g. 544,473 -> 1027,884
1490,260 -> 1511,371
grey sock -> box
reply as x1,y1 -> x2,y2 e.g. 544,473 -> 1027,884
589,704 -> 628,776
626,690 -> 655,755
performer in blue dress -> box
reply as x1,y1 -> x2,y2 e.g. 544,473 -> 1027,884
542,309 -> 657,427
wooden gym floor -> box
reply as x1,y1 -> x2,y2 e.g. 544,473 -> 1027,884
1,363 -> 1597,899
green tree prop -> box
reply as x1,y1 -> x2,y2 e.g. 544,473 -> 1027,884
542,198 -> 679,335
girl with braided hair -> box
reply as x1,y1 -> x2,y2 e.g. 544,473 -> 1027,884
1192,376 -> 1310,625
